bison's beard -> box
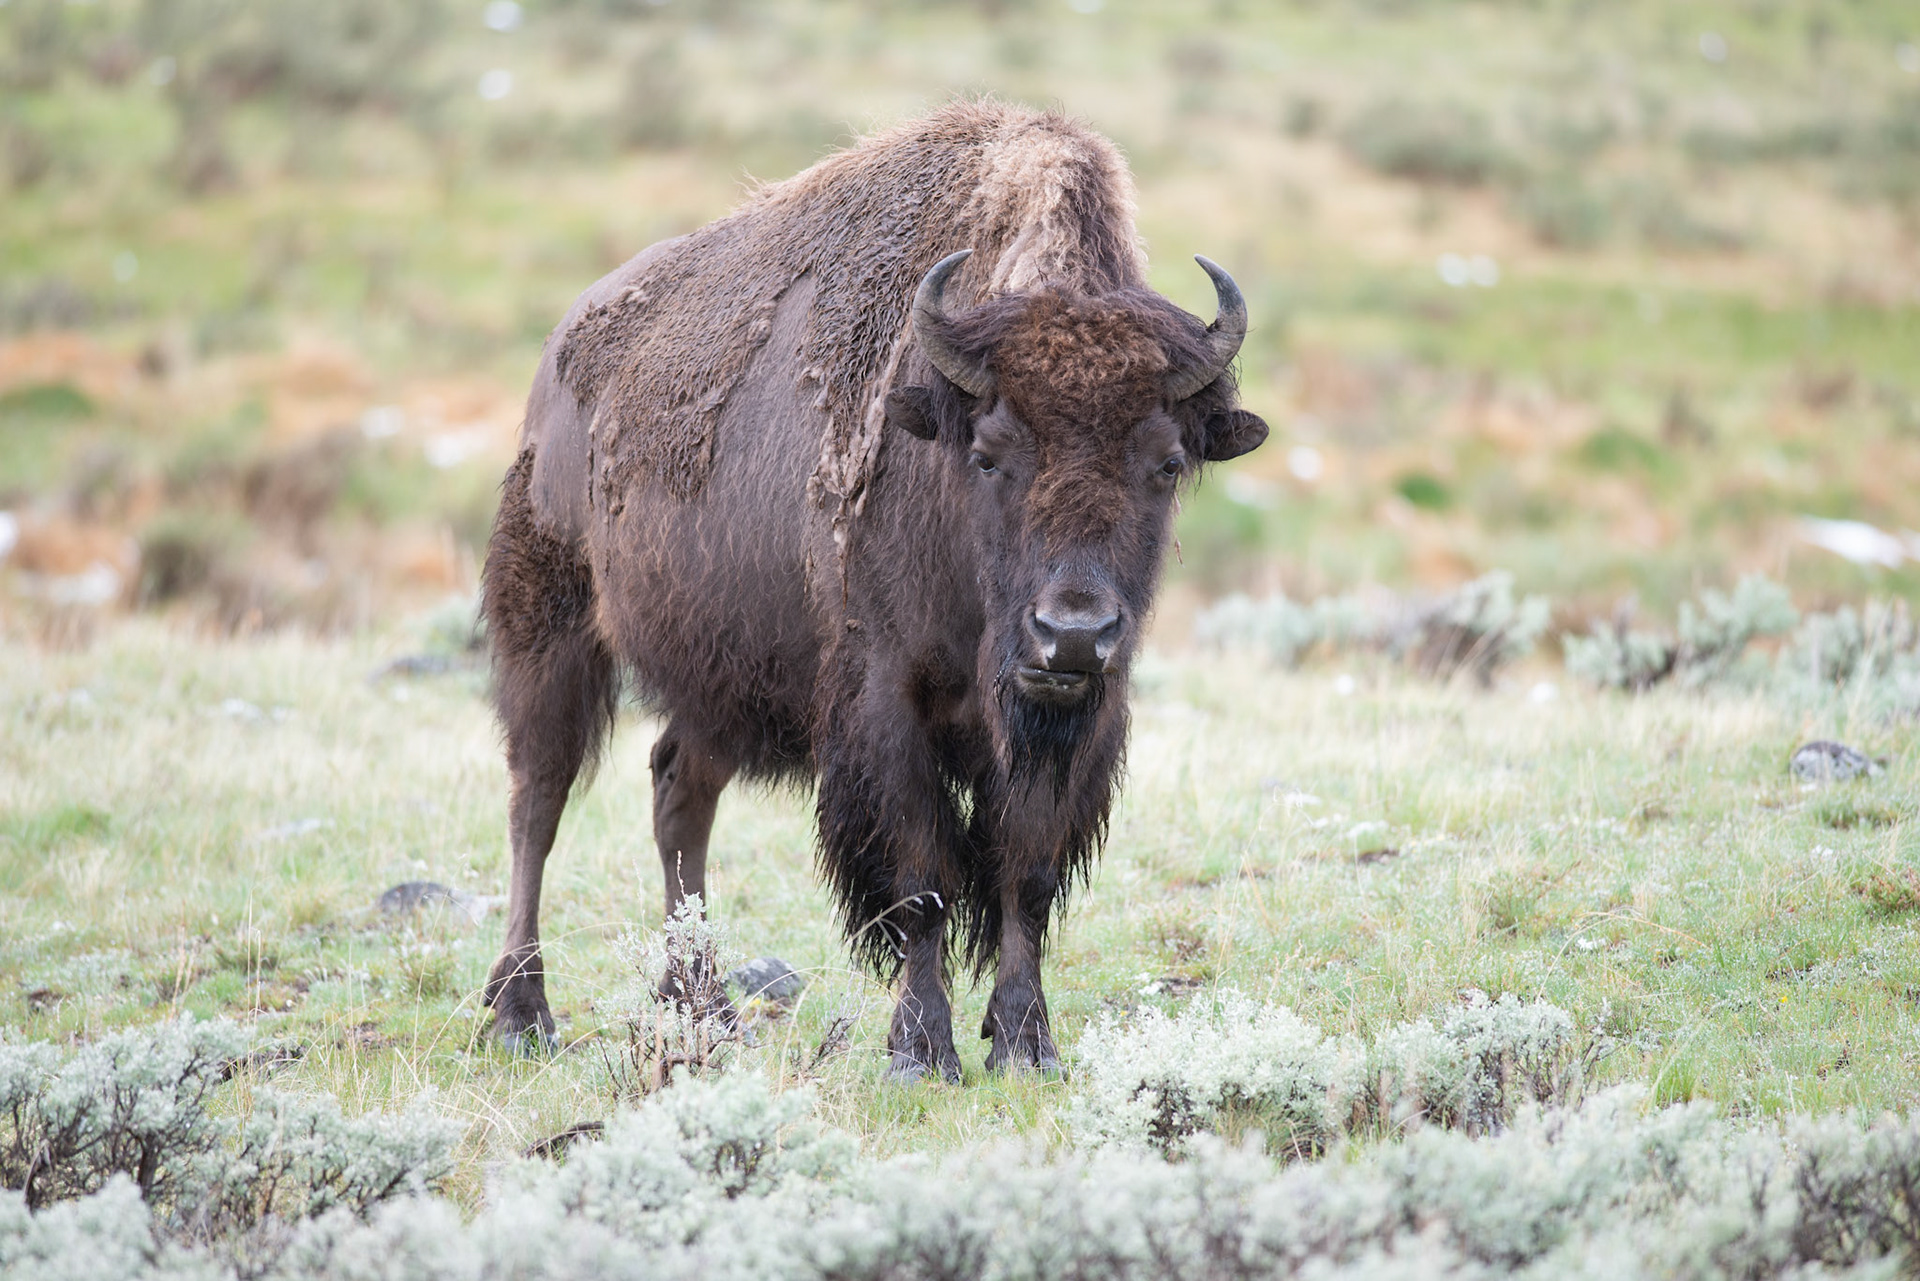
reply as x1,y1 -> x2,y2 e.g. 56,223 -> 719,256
996,666 -> 1108,798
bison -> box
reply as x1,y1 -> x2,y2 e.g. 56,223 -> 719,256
480,101 -> 1268,1079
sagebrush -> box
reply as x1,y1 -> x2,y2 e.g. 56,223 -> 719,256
1195,571 -> 1548,684
1070,988 -> 1597,1156
13,1055 -> 1920,1279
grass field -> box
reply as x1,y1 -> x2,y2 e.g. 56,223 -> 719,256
4,619 -> 1915,1187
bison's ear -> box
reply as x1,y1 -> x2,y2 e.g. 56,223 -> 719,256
1201,408 -> 1269,462
885,386 -> 940,442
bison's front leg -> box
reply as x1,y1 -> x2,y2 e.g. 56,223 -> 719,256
889,905 -> 962,1083
977,771 -> 1114,1075
981,867 -> 1061,1074
816,657 -> 965,1084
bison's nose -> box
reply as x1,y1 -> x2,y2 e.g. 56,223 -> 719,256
1029,605 -> 1123,673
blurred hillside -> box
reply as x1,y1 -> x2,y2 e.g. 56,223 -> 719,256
2,0 -> 1918,642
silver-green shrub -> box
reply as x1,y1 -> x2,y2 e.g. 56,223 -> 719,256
188,1090 -> 458,1244
277,1073 -> 855,1281
607,895 -> 746,1102
1432,991 -> 1586,1131
1195,573 -> 1546,684
1071,991 -> 1364,1155
20,1019 -> 1920,1279
1192,590 -> 1347,667
1360,990 -> 1587,1136
1395,571 -> 1551,685
1562,621 -> 1679,691
0,1017 -> 250,1211
0,1017 -> 456,1275
1779,600 -> 1919,690
1675,575 -> 1799,687
1788,1114 -> 1920,1267
1564,575 -> 1798,692
536,1075 -> 851,1240
0,1176 -> 226,1281
18,1068 -> 1920,1279
1072,988 -> 1593,1155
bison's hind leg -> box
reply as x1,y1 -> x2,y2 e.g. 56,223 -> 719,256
481,451 -> 618,1052
646,722 -> 738,1022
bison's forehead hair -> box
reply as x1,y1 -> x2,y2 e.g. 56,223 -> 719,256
944,288 -> 1206,547
971,289 -> 1196,430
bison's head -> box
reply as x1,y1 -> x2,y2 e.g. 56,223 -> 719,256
886,250 -> 1268,782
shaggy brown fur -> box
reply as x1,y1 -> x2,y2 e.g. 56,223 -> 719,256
483,449 -> 618,788
481,101 -> 1269,1077
552,100 -> 1145,535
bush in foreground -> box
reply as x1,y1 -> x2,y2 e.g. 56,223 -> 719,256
13,1072 -> 1920,1279
0,1018 -> 456,1273
13,1017 -> 1920,1278
1070,988 -> 1592,1156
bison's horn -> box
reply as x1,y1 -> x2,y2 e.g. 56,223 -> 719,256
912,249 -> 995,399
1167,255 -> 1247,402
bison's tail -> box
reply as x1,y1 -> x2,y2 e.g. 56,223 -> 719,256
483,448 -> 620,791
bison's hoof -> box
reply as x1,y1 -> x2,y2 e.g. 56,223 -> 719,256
502,1023 -> 561,1058
488,992 -> 558,1056
985,1038 -> 1063,1077
885,1048 -> 961,1085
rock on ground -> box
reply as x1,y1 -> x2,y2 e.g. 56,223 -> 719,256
376,880 -> 500,924
726,957 -> 806,1006
1790,740 -> 1883,783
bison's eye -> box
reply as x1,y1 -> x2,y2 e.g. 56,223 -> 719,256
1159,455 -> 1186,479
971,452 -> 998,476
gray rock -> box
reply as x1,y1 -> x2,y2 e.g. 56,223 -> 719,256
1790,740 -> 1883,783
377,881 -> 501,924
726,956 -> 806,1006
379,881 -> 459,912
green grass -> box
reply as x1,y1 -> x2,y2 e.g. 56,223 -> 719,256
3,621 -> 1916,1182
4,0 -> 1920,629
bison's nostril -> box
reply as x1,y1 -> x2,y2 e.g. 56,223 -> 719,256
1029,614 -> 1059,660
1031,608 -> 1122,671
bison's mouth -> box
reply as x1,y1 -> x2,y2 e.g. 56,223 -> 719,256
1015,665 -> 1092,702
